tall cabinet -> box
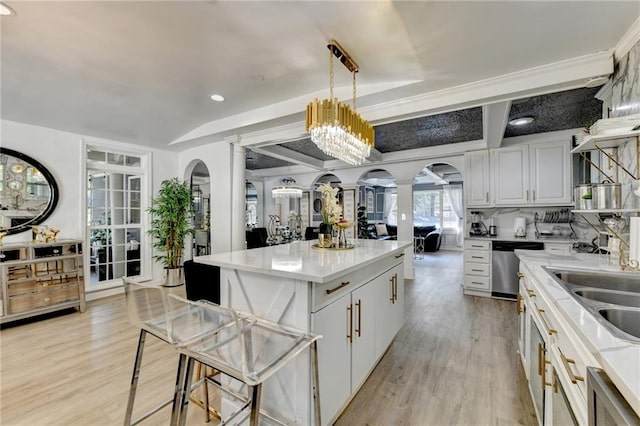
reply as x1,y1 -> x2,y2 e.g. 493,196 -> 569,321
0,240 -> 86,324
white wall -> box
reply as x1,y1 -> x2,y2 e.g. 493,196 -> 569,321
1,119 -> 177,282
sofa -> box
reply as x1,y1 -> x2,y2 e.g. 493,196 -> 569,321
365,223 -> 442,252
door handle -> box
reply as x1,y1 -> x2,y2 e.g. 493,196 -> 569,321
389,275 -> 395,303
347,303 -> 353,343
355,299 -> 362,337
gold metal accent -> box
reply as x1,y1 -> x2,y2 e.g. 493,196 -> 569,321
395,253 -> 404,258
537,343 -> 543,376
538,345 -> 552,391
347,303 -> 353,343
394,274 -> 398,302
595,143 -> 638,180
389,275 -> 395,304
355,299 -> 362,337
560,351 -> 584,384
326,281 -> 350,295
553,372 -> 559,393
516,293 -> 522,314
517,272 -> 524,279
579,152 -> 614,183
527,289 -> 536,298
538,309 -> 557,335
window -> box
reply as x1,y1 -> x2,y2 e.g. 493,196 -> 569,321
413,190 -> 459,231
87,147 -> 147,288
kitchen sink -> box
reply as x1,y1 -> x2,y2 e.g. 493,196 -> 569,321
574,290 -> 640,308
545,267 -> 640,343
599,309 -> 640,340
551,270 -> 640,294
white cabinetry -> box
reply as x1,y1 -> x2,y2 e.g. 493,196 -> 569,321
518,262 -> 600,426
464,139 -> 572,207
463,240 -> 491,297
464,150 -> 491,207
529,140 -> 572,205
493,145 -> 530,205
312,259 -> 404,424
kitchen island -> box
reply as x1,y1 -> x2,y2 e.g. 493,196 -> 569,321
194,239 -> 412,425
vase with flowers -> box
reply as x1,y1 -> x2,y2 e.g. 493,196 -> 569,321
317,183 -> 342,248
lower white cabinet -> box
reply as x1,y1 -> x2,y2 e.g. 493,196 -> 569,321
312,260 -> 404,424
463,240 -> 491,296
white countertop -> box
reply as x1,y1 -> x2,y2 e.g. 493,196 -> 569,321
514,250 -> 640,415
194,239 -> 412,283
466,236 -> 579,244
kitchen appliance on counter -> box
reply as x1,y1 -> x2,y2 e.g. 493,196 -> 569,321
469,211 -> 487,236
489,218 -> 497,237
514,217 -> 527,238
492,240 -> 544,299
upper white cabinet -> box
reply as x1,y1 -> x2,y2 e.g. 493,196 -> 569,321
529,141 -> 572,205
464,150 -> 491,207
464,139 -> 572,207
492,145 -> 530,205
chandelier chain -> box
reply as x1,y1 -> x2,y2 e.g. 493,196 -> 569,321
352,71 -> 357,111
329,47 -> 334,101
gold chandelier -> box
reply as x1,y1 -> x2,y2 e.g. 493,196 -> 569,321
305,40 -> 374,166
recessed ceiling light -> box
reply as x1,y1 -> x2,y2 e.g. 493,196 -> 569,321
0,2 -> 15,15
508,117 -> 534,126
210,94 -> 225,102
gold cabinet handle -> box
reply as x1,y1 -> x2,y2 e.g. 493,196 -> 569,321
560,351 -> 584,384
326,281 -> 350,295
516,293 -> 522,314
346,303 -> 353,343
355,299 -> 362,337
538,344 -> 552,391
394,274 -> 398,302
517,272 -> 524,279
538,308 -> 557,335
395,253 -> 404,259
389,276 -> 395,303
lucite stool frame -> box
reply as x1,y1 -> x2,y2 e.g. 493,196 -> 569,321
168,294 -> 322,426
122,278 -> 238,426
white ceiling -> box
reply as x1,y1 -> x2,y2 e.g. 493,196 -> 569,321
1,1 -> 638,151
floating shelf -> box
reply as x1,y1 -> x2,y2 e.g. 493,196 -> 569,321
572,209 -> 640,214
570,131 -> 640,154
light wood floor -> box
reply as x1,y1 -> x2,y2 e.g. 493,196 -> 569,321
1,251 -> 536,425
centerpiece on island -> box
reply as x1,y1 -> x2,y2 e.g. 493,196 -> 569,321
317,183 -> 342,248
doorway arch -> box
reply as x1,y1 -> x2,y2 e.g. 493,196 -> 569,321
356,169 -> 397,239
413,162 -> 464,250
185,160 -> 211,255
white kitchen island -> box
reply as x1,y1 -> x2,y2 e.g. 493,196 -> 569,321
194,239 -> 411,425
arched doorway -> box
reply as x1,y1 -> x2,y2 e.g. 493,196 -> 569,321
311,173 -> 342,225
356,169 -> 396,239
189,160 -> 210,255
413,163 -> 464,250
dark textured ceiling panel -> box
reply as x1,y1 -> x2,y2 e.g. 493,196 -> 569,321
246,150 -> 294,170
279,138 -> 334,161
374,107 -> 484,153
504,87 -> 603,137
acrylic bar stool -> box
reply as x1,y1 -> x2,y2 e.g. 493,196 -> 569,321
122,278 -> 238,426
167,294 -> 323,426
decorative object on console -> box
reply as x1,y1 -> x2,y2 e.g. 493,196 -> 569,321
305,39 -> 374,166
0,231 -> 6,246
147,178 -> 194,287
316,183 -> 346,248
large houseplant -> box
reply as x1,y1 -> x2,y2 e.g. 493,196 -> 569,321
147,178 -> 194,286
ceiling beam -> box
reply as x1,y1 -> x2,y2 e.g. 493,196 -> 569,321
483,101 -> 512,149
252,145 -> 325,170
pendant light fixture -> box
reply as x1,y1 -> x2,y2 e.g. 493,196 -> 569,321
305,40 -> 374,166
272,177 -> 302,199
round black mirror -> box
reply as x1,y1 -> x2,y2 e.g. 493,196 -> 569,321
0,148 -> 59,235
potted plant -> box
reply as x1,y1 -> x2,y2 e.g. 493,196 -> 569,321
147,178 -> 194,286
581,193 -> 593,210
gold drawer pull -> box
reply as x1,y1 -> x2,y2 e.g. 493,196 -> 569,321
517,272 -> 524,279
326,281 -> 350,295
355,299 -> 362,337
560,352 -> 584,384
395,253 -> 404,259
538,309 -> 557,335
346,303 -> 353,343
516,293 -> 522,314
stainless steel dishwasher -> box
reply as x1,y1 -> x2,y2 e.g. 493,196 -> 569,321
492,240 -> 544,299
